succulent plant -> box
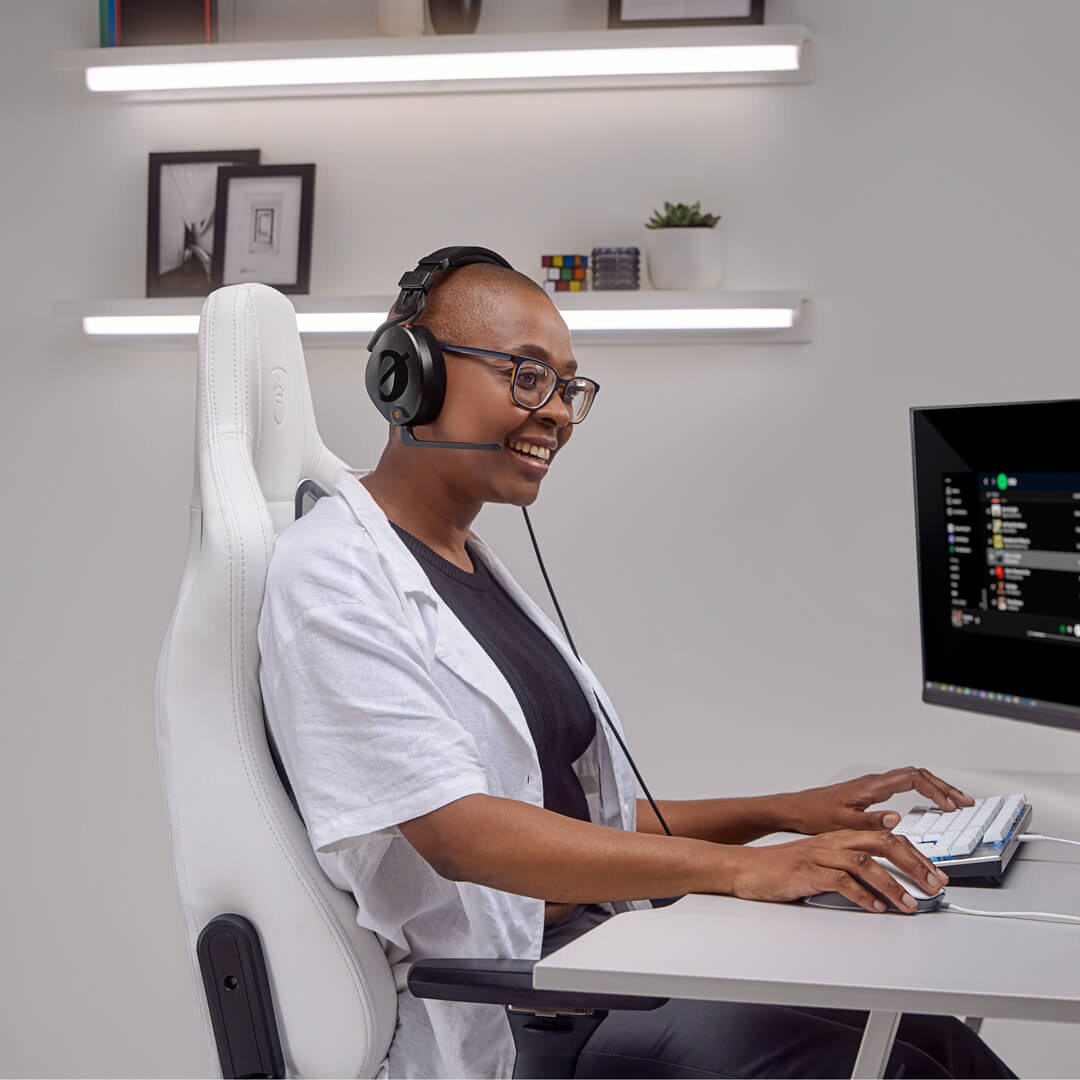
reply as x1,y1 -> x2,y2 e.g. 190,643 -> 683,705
645,200 -> 721,229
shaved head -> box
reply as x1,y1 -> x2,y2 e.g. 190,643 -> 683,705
412,261 -> 549,344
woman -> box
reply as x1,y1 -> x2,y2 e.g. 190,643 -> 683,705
257,254 -> 1015,1079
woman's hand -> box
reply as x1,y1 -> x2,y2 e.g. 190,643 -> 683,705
776,766 -> 974,836
729,830 -> 950,913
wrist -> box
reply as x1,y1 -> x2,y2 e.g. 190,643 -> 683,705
757,791 -> 804,835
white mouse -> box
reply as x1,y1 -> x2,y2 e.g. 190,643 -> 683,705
803,856 -> 946,913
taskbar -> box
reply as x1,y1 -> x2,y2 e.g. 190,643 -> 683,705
923,681 -> 1080,734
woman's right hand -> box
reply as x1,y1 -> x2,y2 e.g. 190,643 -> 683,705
728,830 -> 949,913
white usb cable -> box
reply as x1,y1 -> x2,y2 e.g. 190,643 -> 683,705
939,902 -> 1080,925
933,832 -> 1080,923
1017,833 -> 1080,847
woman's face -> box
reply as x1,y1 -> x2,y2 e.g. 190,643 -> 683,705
415,288 -> 580,507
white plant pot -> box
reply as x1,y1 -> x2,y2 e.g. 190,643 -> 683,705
644,226 -> 724,289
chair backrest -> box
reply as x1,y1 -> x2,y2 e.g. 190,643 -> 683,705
154,283 -> 397,1077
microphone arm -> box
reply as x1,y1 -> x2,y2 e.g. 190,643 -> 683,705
399,425 -> 502,451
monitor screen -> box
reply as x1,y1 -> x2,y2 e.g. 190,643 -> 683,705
911,398 -> 1080,733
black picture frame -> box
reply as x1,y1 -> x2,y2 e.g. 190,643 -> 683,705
146,149 -> 260,298
608,0 -> 764,29
210,165 -> 315,295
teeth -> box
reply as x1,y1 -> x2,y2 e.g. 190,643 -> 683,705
508,440 -> 550,461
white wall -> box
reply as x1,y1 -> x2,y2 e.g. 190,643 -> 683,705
3,0 -> 1079,1074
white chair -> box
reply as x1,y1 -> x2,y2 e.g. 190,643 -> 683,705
154,282 -> 663,1078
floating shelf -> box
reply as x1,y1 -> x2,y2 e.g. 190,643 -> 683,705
71,291 -> 812,347
54,25 -> 812,102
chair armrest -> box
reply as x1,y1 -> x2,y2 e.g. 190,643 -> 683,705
408,958 -> 667,1012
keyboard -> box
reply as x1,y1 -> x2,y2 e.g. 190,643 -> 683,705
891,794 -> 1032,883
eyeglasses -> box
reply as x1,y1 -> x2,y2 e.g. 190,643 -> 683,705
439,343 -> 599,424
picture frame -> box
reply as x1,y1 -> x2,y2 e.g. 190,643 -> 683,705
608,0 -> 764,29
210,165 -> 316,294
146,149 -> 260,298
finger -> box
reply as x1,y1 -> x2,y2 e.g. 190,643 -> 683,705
879,833 -> 950,893
829,830 -> 948,894
916,768 -> 974,807
837,809 -> 902,831
831,850 -> 923,914
808,862 -> 888,914
899,765 -> 960,812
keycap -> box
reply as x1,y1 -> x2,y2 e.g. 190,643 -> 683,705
983,794 -> 1026,845
968,795 -> 1002,834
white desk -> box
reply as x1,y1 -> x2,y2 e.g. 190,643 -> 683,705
533,768 -> 1080,1078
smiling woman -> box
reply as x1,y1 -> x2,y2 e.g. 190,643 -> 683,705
256,248 -> 1016,1080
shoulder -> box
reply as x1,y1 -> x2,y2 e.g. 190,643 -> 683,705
262,495 -> 400,633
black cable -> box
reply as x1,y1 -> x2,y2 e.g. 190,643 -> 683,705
521,506 -> 673,837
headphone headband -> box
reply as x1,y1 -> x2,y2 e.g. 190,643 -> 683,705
381,245 -> 513,331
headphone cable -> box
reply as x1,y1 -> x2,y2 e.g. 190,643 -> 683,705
521,506 -> 673,838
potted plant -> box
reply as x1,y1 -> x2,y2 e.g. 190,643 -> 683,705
643,200 -> 724,289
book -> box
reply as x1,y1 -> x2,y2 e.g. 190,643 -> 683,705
117,0 -> 217,46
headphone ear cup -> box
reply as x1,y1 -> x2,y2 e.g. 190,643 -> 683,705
364,323 -> 447,428
406,325 -> 446,427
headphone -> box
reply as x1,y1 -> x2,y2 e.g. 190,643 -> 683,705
365,245 -> 510,451
363,245 -> 675,839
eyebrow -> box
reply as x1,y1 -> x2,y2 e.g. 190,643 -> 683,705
515,343 -> 578,376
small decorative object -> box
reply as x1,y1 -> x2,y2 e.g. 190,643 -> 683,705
102,0 -> 218,46
378,0 -> 425,36
608,0 -> 763,29
428,0 -> 482,34
146,149 -> 260,298
591,247 -> 640,290
541,254 -> 588,293
210,165 -> 316,294
643,200 -> 724,290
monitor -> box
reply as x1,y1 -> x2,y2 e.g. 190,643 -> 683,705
911,398 -> 1080,733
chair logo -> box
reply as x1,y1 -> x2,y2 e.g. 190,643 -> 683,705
270,366 -> 288,425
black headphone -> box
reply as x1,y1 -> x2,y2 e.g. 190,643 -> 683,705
365,245 -> 511,451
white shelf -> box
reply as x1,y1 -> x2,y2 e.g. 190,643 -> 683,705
53,25 -> 812,102
70,291 -> 812,347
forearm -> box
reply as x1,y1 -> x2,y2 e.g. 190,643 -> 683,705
636,795 -> 795,845
421,794 -> 745,904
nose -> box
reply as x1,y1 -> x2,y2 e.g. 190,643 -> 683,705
535,385 -> 572,428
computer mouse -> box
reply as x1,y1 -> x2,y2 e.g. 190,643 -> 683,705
802,856 -> 946,914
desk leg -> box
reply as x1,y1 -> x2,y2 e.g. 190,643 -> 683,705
850,1010 -> 901,1080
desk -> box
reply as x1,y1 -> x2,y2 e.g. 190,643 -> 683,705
533,768 -> 1080,1078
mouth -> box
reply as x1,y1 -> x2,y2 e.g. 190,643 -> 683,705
504,438 -> 552,477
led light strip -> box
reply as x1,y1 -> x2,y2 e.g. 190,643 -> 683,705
83,307 -> 797,337
562,307 -> 795,331
85,44 -> 800,93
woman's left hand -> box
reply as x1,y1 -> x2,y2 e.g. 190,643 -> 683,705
779,766 -> 975,835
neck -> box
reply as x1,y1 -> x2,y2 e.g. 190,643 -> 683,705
360,442 -> 483,562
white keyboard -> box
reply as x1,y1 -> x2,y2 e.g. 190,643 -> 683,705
891,794 -> 1030,873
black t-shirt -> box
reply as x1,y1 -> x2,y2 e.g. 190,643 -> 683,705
390,522 -> 596,823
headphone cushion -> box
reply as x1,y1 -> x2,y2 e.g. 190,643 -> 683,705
364,323 -> 446,427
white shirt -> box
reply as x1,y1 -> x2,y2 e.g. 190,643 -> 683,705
257,465 -> 650,1080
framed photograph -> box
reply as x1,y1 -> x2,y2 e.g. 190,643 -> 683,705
210,165 -> 315,294
608,0 -> 764,29
147,149 -> 260,297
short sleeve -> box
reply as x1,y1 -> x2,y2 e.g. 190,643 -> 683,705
258,528 -> 490,854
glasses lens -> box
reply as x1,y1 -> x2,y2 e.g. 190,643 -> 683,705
564,379 -> 595,422
512,361 -> 556,409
